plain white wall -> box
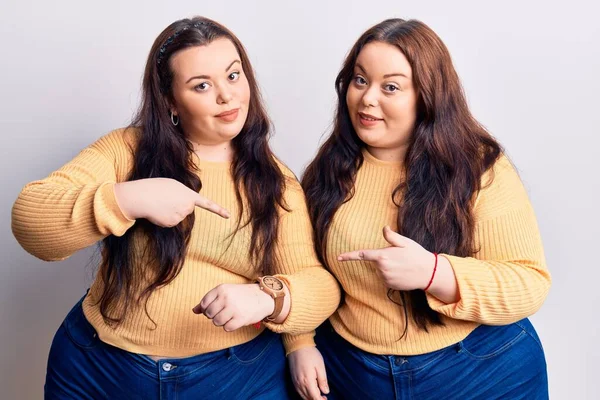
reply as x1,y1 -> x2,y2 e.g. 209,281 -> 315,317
1,0 -> 598,398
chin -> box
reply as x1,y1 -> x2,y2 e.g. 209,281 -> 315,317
355,130 -> 385,147
219,126 -> 244,140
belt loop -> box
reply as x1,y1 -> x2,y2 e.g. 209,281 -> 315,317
456,341 -> 464,353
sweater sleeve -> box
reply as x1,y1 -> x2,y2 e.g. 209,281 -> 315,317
426,156 -> 551,325
11,128 -> 137,261
262,165 -> 341,352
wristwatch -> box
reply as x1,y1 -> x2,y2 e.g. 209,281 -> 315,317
256,276 -> 286,322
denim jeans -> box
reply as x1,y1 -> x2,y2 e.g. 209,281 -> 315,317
315,319 -> 548,399
45,295 -> 294,399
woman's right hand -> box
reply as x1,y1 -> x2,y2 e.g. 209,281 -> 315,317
288,346 -> 329,400
114,178 -> 230,226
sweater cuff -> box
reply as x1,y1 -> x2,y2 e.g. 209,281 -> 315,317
282,332 -> 316,356
425,254 -> 476,320
262,268 -> 339,335
94,182 -> 136,236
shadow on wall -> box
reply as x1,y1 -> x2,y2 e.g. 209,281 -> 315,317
1,243 -> 100,399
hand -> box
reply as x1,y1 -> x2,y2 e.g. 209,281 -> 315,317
114,178 -> 230,227
288,346 -> 329,400
337,226 -> 435,291
192,284 -> 274,331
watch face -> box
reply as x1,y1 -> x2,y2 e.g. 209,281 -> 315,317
263,276 -> 284,291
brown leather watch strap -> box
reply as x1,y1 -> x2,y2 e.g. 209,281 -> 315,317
265,295 -> 284,321
257,276 -> 286,322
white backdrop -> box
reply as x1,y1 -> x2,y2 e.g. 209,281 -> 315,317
1,0 -> 598,398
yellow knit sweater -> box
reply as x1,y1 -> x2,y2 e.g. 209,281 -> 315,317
11,128 -> 341,357
326,149 -> 551,355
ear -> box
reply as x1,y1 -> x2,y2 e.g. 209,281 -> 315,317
165,96 -> 178,116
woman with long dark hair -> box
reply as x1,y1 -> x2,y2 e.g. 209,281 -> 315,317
12,16 -> 340,399
291,18 -> 550,399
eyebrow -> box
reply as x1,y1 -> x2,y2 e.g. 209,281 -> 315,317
185,59 -> 241,83
355,63 -> 409,79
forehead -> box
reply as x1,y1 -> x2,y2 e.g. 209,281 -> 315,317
170,38 -> 240,77
355,41 -> 412,77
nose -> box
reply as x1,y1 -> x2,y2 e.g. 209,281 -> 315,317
217,85 -> 233,104
361,85 -> 379,108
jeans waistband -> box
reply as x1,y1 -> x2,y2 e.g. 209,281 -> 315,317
67,292 -> 276,377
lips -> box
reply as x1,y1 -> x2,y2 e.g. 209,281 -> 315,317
358,112 -> 382,121
358,112 -> 382,127
216,108 -> 240,122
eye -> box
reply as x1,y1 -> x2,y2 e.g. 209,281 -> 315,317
194,82 -> 211,92
384,84 -> 400,92
354,75 -> 367,86
228,71 -> 240,81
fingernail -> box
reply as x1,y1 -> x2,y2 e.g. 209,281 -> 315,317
337,256 -> 342,261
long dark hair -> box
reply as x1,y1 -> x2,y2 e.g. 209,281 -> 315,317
302,19 -> 502,333
98,17 -> 285,326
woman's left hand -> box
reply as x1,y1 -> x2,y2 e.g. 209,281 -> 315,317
193,284 -> 274,331
288,346 -> 329,400
338,226 -> 436,291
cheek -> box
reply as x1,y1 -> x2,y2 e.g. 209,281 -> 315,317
238,79 -> 251,104
180,94 -> 212,120
386,97 -> 416,126
346,88 -> 359,113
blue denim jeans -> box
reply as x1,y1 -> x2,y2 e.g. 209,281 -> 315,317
45,295 -> 294,399
315,319 -> 548,399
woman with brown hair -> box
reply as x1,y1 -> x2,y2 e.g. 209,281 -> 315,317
290,18 -> 550,399
12,16 -> 340,399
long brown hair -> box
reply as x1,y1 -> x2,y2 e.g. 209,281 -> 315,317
302,19 -> 502,333
99,17 -> 285,326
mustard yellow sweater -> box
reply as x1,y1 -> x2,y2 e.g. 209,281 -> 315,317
11,128 -> 341,357
325,149 -> 551,355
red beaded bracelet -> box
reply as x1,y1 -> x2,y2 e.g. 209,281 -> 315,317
423,253 -> 438,292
